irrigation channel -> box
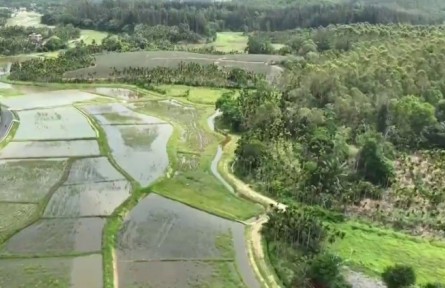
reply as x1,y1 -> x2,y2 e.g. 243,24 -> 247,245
0,86 -> 261,288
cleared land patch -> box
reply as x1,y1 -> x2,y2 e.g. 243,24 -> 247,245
64,157 -> 125,184
155,84 -> 237,105
117,193 -> 258,288
0,140 -> 101,159
44,180 -> 131,217
14,107 -> 96,141
0,254 -> 102,288
0,159 -> 67,202
0,203 -> 39,243
0,90 -> 98,110
0,218 -> 105,257
64,51 -> 287,79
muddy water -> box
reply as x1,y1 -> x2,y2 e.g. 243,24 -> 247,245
0,218 -> 105,256
207,110 -> 235,194
103,123 -> 172,186
44,180 -> 132,217
70,254 -> 103,288
0,140 -> 101,159
117,194 -> 261,288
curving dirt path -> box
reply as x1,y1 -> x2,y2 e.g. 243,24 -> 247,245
208,110 -> 285,288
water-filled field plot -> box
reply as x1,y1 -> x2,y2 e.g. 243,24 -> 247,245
118,261 -> 243,288
0,203 -> 38,243
0,90 -> 98,110
117,194 -> 240,260
44,180 -> 131,217
93,87 -> 139,100
0,218 -> 104,256
14,107 -> 96,140
102,123 -> 172,186
0,159 -> 67,202
83,103 -> 166,125
0,140 -> 101,159
0,254 -> 102,288
116,194 -> 254,288
64,157 -> 125,184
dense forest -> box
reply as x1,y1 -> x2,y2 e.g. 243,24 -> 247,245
0,25 -> 80,55
41,0 -> 441,36
217,23 -> 445,286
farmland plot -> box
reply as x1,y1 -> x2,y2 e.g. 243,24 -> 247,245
64,157 -> 125,184
44,180 -> 131,217
83,103 -> 166,125
0,90 -> 98,110
14,107 -> 96,141
0,140 -> 101,159
93,87 -> 139,100
102,123 -> 173,186
0,203 -> 39,243
64,51 -> 288,79
0,159 -> 67,202
118,261 -> 244,288
0,218 -> 105,256
116,194 -> 259,288
0,254 -> 102,288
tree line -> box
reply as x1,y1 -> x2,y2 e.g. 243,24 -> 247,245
41,0 -> 441,36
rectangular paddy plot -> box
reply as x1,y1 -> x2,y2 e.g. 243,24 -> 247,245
0,140 -> 100,159
118,261 -> 244,288
0,90 -> 98,110
64,157 -> 125,184
0,159 -> 67,202
83,103 -> 167,125
103,124 -> 173,186
14,107 -> 96,141
116,194 -> 258,288
0,254 -> 102,288
94,87 -> 139,100
0,203 -> 39,243
44,180 -> 131,217
0,218 -> 105,257
117,194 -> 242,261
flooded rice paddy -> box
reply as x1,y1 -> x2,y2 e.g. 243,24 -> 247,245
0,140 -> 101,159
64,157 -> 125,184
0,87 -> 261,288
14,107 -> 96,140
84,103 -> 167,125
0,159 -> 67,202
0,218 -> 105,256
0,254 -> 103,288
1,90 -> 98,110
116,193 -> 260,288
44,180 -> 131,217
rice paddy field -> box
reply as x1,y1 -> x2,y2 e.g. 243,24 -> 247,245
63,51 -> 287,79
0,84 -> 265,287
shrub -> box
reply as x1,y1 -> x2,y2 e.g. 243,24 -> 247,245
381,265 -> 416,288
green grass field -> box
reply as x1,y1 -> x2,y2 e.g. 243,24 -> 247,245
6,11 -> 51,28
211,32 -> 248,53
154,84 -> 237,105
79,30 -> 108,45
330,221 -> 445,284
